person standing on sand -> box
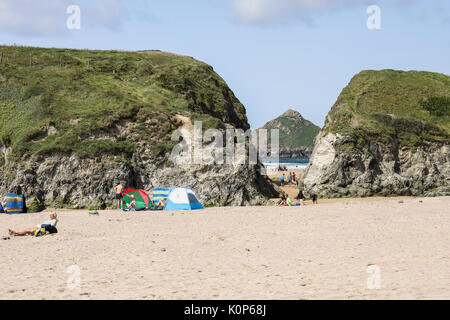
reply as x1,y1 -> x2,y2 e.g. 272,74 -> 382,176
280,173 -> 285,186
292,172 -> 296,183
296,189 -> 305,205
288,172 -> 292,184
115,180 -> 126,209
311,193 -> 318,205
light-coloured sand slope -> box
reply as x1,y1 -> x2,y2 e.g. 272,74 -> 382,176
1,197 -> 449,300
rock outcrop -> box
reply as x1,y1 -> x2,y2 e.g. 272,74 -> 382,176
278,147 -> 314,159
257,109 -> 320,159
303,70 -> 450,197
0,46 -> 278,211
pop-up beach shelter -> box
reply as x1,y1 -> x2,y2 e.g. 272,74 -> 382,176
164,187 -> 204,211
121,189 -> 153,209
152,188 -> 171,206
5,193 -> 24,214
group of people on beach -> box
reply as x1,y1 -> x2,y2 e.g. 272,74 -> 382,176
5,180 -> 167,238
114,180 -> 166,210
276,189 -> 318,207
279,172 -> 296,186
5,177 -> 317,238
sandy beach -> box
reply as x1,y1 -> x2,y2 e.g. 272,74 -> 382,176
1,196 -> 449,300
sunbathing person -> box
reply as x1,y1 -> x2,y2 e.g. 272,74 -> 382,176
127,195 -> 137,208
157,199 -> 166,207
8,212 -> 58,237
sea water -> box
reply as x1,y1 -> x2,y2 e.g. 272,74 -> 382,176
261,158 -> 309,171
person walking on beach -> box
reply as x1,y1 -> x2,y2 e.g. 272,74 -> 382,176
8,212 -> 58,237
292,172 -> 296,183
288,172 -> 292,184
115,180 -> 126,209
280,173 -> 285,186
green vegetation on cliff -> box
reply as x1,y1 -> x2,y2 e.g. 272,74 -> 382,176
259,109 -> 320,148
0,46 -> 248,162
324,70 -> 450,149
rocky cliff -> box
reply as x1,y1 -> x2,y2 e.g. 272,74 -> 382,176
303,70 -> 450,198
257,109 -> 320,158
0,46 -> 278,211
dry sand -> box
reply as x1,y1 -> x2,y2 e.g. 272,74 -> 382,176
1,196 -> 449,300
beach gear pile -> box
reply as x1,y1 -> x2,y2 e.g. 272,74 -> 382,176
121,187 -> 204,211
121,189 -> 153,211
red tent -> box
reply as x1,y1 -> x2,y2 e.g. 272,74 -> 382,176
121,189 -> 152,208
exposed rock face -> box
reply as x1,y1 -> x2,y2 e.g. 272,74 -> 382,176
4,151 -> 276,210
304,132 -> 450,197
257,109 -> 320,159
303,70 -> 450,197
279,147 -> 314,159
0,46 -> 278,211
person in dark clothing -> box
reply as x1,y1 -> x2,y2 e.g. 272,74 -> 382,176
276,194 -> 287,206
296,189 -> 305,205
311,193 -> 318,204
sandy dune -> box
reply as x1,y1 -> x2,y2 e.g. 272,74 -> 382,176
1,197 -> 449,300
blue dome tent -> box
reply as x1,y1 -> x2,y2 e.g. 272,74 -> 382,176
164,187 -> 204,211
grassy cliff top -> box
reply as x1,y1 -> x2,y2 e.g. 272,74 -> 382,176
0,46 -> 249,162
260,109 -> 320,148
325,69 -> 450,147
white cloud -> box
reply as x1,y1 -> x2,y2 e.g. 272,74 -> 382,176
230,0 -> 415,24
0,0 -> 133,36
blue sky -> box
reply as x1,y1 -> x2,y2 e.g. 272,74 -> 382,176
0,0 -> 448,128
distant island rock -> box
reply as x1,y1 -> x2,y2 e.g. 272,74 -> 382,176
303,70 -> 450,198
257,109 -> 320,159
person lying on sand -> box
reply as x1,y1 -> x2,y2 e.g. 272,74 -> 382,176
8,212 -> 59,237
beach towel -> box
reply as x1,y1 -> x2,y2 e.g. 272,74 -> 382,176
5,193 -> 24,214
152,188 -> 171,205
